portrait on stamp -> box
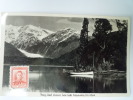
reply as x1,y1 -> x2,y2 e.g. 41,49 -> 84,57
10,66 -> 29,88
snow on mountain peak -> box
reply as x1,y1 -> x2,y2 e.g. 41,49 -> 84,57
5,25 -> 21,43
56,28 -> 80,42
18,25 -> 54,41
43,28 -> 80,43
5,25 -> 54,43
5,25 -> 80,58
5,24 -> 54,52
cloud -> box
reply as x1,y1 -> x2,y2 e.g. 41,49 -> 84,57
57,17 -> 83,24
57,18 -> 70,24
67,18 -> 83,23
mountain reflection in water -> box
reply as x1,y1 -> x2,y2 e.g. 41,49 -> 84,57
2,66 -> 127,94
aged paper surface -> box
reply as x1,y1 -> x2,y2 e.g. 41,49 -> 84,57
0,13 -> 130,96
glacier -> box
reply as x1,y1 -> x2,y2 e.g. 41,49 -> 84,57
18,49 -> 43,58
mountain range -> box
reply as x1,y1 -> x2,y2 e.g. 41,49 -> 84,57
5,25 -> 93,58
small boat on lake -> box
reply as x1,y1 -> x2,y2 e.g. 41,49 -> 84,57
70,74 -> 93,78
70,71 -> 94,75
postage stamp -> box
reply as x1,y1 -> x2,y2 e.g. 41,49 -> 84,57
10,66 -> 29,88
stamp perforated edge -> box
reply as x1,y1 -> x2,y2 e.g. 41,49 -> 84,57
9,66 -> 29,89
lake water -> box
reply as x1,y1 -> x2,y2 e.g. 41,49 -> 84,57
2,65 -> 127,95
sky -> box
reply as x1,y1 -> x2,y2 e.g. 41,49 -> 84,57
6,16 -> 83,31
6,16 -> 118,36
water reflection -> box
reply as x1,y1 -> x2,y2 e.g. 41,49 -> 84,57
2,66 -> 127,94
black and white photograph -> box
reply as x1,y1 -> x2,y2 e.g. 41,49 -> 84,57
1,13 -> 130,96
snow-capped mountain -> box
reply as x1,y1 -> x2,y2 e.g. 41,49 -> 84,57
5,25 -> 93,58
5,25 -> 53,43
5,25 -> 21,43
11,32 -> 42,50
40,28 -> 93,58
43,28 -> 80,43
5,25 -> 53,50
41,28 -> 80,58
16,28 -> 80,58
18,25 -> 53,41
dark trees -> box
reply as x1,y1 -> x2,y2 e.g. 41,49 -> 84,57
92,19 -> 112,70
113,20 -> 128,70
74,18 -> 128,71
75,18 -> 89,71
93,19 -> 112,50
80,18 -> 89,47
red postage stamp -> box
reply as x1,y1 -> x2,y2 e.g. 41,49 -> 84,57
10,66 -> 29,88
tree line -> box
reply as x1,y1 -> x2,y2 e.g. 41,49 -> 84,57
75,18 -> 127,72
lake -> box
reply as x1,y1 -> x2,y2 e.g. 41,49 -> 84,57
2,65 -> 127,95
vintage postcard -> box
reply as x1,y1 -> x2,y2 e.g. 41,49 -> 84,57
0,13 -> 130,96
